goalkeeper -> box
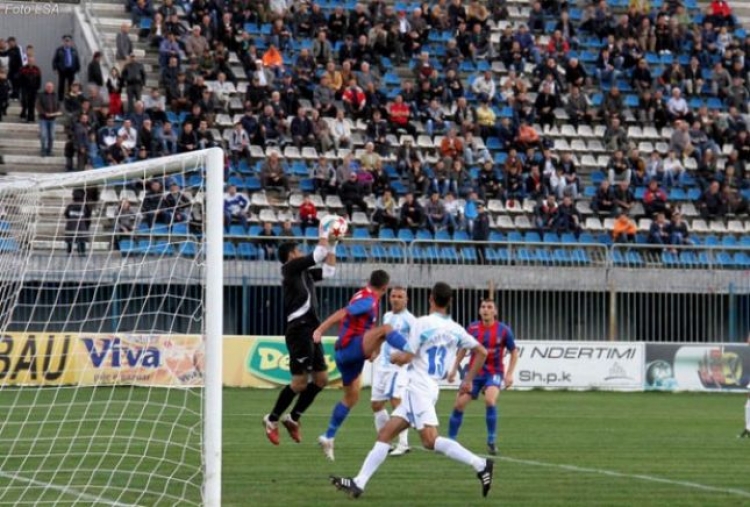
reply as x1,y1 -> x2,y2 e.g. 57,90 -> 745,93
262,224 -> 338,446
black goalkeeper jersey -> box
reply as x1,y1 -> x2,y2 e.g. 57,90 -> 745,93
281,253 -> 323,328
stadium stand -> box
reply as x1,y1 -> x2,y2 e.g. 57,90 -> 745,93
5,0 -> 750,266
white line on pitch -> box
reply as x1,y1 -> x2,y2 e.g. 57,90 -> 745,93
0,471 -> 139,507
412,448 -> 750,500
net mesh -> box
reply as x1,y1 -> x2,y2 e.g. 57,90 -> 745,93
0,152 -> 213,506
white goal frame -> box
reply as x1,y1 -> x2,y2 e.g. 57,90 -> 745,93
5,147 -> 225,507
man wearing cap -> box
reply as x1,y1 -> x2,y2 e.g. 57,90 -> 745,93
52,35 -> 80,102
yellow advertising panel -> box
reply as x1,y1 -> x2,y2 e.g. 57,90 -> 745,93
0,334 -> 345,388
0,333 -> 78,385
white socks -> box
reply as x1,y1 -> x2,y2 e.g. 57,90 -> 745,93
434,436 -> 486,472
354,441 -> 390,490
745,399 -> 750,431
398,428 -> 409,447
374,409 -> 389,433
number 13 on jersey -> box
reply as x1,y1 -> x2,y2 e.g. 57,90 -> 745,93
427,346 -> 448,377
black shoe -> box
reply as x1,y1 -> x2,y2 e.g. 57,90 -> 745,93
487,443 -> 497,456
739,429 -> 750,438
477,459 -> 494,497
330,476 -> 363,499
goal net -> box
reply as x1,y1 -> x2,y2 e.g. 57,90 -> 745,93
0,148 -> 224,506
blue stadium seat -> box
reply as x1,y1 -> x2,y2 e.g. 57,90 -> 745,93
223,242 -> 237,259
371,245 -> 388,262
734,252 -> 750,267
299,179 -> 315,193
661,251 -> 679,265
387,245 -> 406,261
416,230 -> 433,241
435,230 -> 451,241
379,228 -> 396,240
679,251 -> 697,266
579,232 -> 595,244
228,224 -> 246,236
485,247 -> 506,264
119,239 -> 136,255
553,249 -> 572,264
489,231 -> 505,242
461,246 -> 478,262
536,248 -> 552,264
423,246 -> 440,261
716,251 -> 734,268
507,231 -> 523,243
352,228 -> 371,239
696,251 -> 711,267
517,248 -> 536,263
245,177 -> 262,192
237,243 -> 259,260
178,241 -> 197,257
172,223 -> 190,235
543,232 -> 559,243
722,235 -> 737,246
571,249 -> 591,265
351,245 -> 368,261
626,251 -> 644,266
335,244 -> 350,261
740,235 -> 750,247
453,231 -> 470,241
439,247 -> 459,262
397,229 -> 414,242
704,235 -> 720,246
560,233 -> 577,244
596,233 -> 613,245
305,227 -> 319,238
611,250 -> 626,266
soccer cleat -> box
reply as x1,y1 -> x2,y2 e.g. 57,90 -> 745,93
739,429 -> 750,439
487,443 -> 498,456
330,476 -> 363,498
318,435 -> 335,461
262,414 -> 280,446
280,414 -> 301,443
389,444 -> 411,457
477,459 -> 494,497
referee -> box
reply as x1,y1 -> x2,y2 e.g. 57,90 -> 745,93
263,234 -> 337,445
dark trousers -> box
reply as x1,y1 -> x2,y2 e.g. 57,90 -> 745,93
21,89 -> 36,121
57,70 -> 75,101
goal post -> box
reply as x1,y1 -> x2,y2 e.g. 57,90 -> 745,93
0,147 -> 224,506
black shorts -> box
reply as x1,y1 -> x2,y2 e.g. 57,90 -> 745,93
285,319 -> 327,376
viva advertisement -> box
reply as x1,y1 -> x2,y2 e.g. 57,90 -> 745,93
77,334 -> 204,387
443,341 -> 644,390
645,344 -> 750,392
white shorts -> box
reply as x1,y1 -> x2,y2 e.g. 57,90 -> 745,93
391,387 -> 439,431
371,369 -> 408,402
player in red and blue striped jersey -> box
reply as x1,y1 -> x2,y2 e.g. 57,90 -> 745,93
313,270 -> 411,461
447,299 -> 518,455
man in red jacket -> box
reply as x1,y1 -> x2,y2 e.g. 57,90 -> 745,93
299,193 -> 319,232
388,95 -> 416,136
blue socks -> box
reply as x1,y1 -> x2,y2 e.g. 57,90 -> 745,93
486,406 -> 498,445
386,330 -> 410,353
325,402 -> 350,439
448,409 -> 464,440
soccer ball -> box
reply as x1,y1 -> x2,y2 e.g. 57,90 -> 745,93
320,214 -> 349,240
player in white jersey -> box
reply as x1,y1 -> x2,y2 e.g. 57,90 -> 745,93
370,287 -> 416,456
330,282 -> 495,499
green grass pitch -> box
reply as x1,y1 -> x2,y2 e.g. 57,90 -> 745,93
1,389 -> 749,506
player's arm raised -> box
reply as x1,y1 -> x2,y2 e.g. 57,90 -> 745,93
321,241 -> 337,278
313,307 -> 347,343
447,348 -> 468,384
